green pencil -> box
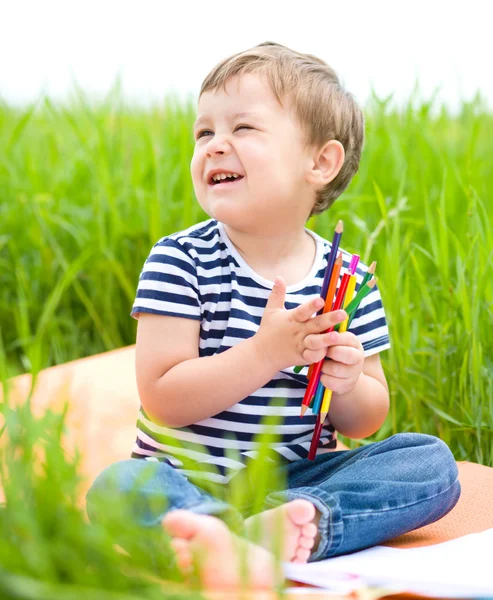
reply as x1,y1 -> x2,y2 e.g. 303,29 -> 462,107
334,278 -> 377,332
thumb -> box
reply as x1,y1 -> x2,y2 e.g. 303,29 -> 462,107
266,276 -> 286,310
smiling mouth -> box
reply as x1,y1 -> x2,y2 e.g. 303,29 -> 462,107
209,175 -> 244,187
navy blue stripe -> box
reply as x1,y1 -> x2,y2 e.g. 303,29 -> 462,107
132,307 -> 201,321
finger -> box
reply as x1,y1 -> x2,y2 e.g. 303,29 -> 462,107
302,347 -> 329,365
304,331 -> 333,351
293,296 -> 326,323
320,373 -> 350,394
321,360 -> 351,379
265,276 -> 287,311
307,310 -> 347,334
325,331 -> 362,348
322,354 -> 362,378
326,345 -> 362,366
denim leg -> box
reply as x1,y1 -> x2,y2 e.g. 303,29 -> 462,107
263,433 -> 461,560
86,459 -> 244,534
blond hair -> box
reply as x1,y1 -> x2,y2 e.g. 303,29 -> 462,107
199,41 -> 365,218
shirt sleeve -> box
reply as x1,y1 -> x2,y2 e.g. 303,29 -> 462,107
348,275 -> 391,357
131,238 -> 201,321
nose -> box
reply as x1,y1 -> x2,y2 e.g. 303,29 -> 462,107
206,133 -> 230,158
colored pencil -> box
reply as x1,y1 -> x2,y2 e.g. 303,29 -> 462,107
317,258 -> 359,422
301,271 -> 351,416
344,262 -> 377,331
311,261 -> 355,415
319,389 -> 333,423
320,220 -> 344,301
308,414 -> 324,460
361,261 -> 377,289
333,278 -> 377,332
306,258 -> 379,459
339,255 -> 359,332
306,252 -> 343,381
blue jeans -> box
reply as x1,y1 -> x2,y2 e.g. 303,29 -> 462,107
86,433 -> 460,561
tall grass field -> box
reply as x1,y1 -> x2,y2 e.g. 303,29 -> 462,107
0,84 -> 492,597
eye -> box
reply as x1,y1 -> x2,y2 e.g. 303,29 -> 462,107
196,129 -> 212,140
195,125 -> 252,140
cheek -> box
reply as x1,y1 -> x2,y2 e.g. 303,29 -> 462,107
190,151 -> 202,184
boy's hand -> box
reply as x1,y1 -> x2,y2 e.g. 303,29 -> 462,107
253,276 -> 347,372
320,331 -> 365,395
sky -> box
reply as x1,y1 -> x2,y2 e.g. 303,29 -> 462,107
1,0 -> 490,115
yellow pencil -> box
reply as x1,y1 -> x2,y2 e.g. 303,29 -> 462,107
319,389 -> 333,422
339,274 -> 357,333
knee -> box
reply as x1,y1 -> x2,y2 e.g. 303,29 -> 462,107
87,459 -> 142,498
85,459 -> 169,524
390,433 -> 459,486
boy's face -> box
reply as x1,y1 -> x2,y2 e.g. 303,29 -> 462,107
191,73 -> 316,232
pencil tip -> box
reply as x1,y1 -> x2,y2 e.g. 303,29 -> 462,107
367,278 -> 377,288
335,220 -> 343,233
300,405 -> 308,417
336,252 -> 343,264
369,261 -> 377,274
320,411 -> 327,422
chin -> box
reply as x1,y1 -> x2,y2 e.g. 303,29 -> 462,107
198,197 -> 244,224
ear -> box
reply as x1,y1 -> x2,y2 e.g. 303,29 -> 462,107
305,140 -> 345,187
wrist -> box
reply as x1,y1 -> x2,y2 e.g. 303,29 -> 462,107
250,332 -> 284,374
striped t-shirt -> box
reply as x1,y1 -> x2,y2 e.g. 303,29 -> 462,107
130,218 -> 391,484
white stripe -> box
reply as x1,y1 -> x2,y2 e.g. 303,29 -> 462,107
364,343 -> 391,357
132,446 -> 184,466
240,451 -> 276,462
142,260 -> 195,281
226,404 -> 306,416
136,429 -> 245,470
133,297 -> 199,317
358,325 -> 388,345
351,306 -> 385,328
196,416 -> 314,436
137,278 -> 197,297
273,446 -> 304,462
150,244 -> 196,265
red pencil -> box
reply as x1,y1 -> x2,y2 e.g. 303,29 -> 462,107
308,414 -> 324,460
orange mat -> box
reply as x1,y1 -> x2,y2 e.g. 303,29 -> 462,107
2,346 -> 493,599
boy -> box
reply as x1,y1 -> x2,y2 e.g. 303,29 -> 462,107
87,42 -> 460,590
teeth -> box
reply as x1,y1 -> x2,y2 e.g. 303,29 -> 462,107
212,172 -> 240,182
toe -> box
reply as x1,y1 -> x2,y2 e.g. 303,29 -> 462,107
162,510 -> 200,539
170,538 -> 193,571
287,499 -> 316,526
163,510 -> 220,541
301,522 -> 318,538
293,547 -> 311,563
299,535 -> 315,550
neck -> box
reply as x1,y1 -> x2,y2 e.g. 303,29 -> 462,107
221,221 -> 313,268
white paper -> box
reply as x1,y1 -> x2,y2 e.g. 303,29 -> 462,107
284,528 -> 493,598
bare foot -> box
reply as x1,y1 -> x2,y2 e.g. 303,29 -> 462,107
243,499 -> 318,563
162,510 -> 283,591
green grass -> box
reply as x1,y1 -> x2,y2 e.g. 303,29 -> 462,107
0,82 -> 492,594
2,84 -> 491,463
